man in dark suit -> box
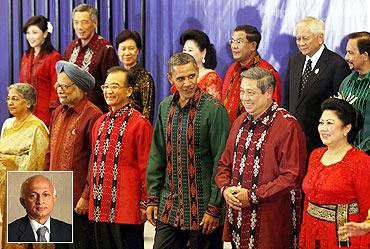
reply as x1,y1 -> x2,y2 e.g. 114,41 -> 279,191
8,175 -> 72,242
283,16 -> 351,153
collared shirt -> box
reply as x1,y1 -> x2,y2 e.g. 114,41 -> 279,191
222,53 -> 282,124
46,96 -> 102,206
128,64 -> 155,122
147,88 -> 230,231
29,216 -> 51,242
303,44 -> 325,74
64,32 -> 119,112
339,70 -> 370,152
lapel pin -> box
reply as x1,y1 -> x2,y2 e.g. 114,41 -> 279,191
314,68 -> 319,74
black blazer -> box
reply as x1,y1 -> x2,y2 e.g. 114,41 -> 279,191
283,47 -> 351,153
8,215 -> 72,242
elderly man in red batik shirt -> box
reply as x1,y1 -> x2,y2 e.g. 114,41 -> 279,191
216,67 -> 306,249
87,66 -> 153,249
222,25 -> 281,124
64,3 -> 118,112
46,61 -> 102,249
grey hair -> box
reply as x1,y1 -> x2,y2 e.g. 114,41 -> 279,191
168,52 -> 198,73
240,67 -> 275,94
296,16 -> 325,35
72,3 -> 98,22
20,175 -> 57,198
8,83 -> 37,112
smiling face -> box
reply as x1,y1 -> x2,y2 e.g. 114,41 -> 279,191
73,11 -> 97,43
296,25 -> 324,57
117,39 -> 139,69
168,62 -> 199,107
318,110 -> 351,146
26,25 -> 47,51
7,88 -> 31,118
182,39 -> 205,68
103,71 -> 133,111
55,72 -> 85,107
240,77 -> 273,119
20,176 -> 56,224
230,30 -> 256,66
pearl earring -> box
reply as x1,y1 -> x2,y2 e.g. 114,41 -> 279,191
344,133 -> 347,137
202,57 -> 205,64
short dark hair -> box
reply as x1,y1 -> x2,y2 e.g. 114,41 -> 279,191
234,25 -> 261,49
22,15 -> 55,56
240,67 -> 275,94
115,29 -> 142,50
168,52 -> 198,73
348,31 -> 370,58
180,29 -> 217,69
72,4 -> 98,22
106,66 -> 135,88
321,98 -> 364,144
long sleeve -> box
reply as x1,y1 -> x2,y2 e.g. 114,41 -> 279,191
215,121 -> 239,189
206,105 -> 230,212
99,46 -> 119,86
256,119 -> 307,201
138,72 -> 155,121
48,52 -> 63,109
136,120 -> 153,207
146,102 -> 167,205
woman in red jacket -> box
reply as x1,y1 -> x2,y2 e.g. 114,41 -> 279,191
19,15 -> 62,126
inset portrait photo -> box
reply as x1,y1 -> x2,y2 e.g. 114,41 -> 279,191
7,171 -> 73,243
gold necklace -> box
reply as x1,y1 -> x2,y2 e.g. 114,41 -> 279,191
12,113 -> 33,130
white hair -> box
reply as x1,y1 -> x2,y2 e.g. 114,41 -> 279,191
296,16 -> 325,35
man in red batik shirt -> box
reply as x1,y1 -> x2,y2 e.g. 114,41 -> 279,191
87,66 -> 153,249
216,67 -> 306,249
64,3 -> 118,112
222,25 -> 281,124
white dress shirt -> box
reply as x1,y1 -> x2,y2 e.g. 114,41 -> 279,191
29,216 -> 51,242
302,44 -> 325,75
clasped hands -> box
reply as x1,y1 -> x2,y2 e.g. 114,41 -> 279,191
223,186 -> 251,211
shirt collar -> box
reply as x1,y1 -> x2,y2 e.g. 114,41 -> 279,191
171,87 -> 202,110
351,70 -> 370,80
62,95 -> 88,114
236,53 -> 260,71
77,32 -> 98,48
305,44 -> 325,69
29,216 -> 51,242
247,101 -> 278,126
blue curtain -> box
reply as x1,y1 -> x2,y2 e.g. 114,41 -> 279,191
0,0 -> 369,124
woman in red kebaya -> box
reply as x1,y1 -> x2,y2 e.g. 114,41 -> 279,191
19,15 -> 62,126
170,29 -> 222,100
300,98 -> 370,248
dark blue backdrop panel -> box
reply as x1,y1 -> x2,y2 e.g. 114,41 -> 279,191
0,0 -> 369,125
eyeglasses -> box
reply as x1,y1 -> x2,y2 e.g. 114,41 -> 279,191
55,83 -> 75,91
100,84 -> 125,91
228,39 -> 248,46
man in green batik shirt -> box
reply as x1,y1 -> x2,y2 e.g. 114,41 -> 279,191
340,31 -> 370,154
146,52 -> 230,249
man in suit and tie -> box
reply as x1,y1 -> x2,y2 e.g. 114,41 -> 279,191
8,175 -> 72,243
283,16 -> 351,153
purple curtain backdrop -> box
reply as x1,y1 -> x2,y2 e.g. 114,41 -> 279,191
0,0 -> 369,125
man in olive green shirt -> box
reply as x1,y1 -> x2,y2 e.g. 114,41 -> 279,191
146,52 -> 230,249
